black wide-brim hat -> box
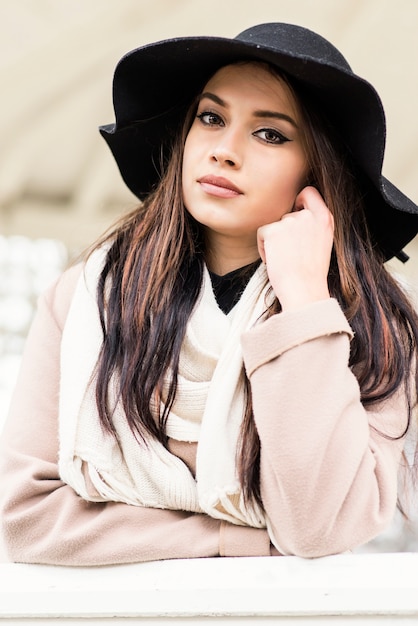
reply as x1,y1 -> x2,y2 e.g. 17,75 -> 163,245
100,22 -> 418,262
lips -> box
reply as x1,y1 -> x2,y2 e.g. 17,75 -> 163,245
197,175 -> 243,197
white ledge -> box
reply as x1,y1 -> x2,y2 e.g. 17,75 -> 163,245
1,553 -> 418,622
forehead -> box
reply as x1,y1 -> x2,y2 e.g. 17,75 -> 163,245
202,62 -> 300,114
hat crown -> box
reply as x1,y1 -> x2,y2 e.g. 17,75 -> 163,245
100,22 -> 418,258
236,23 -> 352,73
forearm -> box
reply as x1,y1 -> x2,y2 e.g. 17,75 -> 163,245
0,269 -> 272,565
242,299 -> 406,556
0,448 -> 272,565
0,457 -> 219,565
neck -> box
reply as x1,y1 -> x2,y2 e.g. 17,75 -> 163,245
204,232 -> 260,276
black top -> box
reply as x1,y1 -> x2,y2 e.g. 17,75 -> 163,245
209,261 -> 261,315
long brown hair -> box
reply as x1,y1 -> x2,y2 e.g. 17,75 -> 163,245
92,63 -> 418,507
94,101 -> 203,443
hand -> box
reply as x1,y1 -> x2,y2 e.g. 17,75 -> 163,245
257,186 -> 334,311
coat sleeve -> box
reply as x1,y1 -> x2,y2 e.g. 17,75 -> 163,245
0,266 -> 271,566
241,298 -> 408,558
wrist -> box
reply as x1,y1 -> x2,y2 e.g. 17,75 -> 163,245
276,282 -> 331,312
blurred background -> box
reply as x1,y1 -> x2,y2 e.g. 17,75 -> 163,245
0,0 -> 418,552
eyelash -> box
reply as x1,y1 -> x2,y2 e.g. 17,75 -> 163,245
196,111 -> 290,145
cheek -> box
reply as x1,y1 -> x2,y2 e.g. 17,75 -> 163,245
259,160 -> 308,219
182,133 -> 201,182
264,166 -> 306,201
294,151 -> 310,187
279,157 -> 309,195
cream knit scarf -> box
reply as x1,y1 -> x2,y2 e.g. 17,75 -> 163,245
58,248 -> 271,528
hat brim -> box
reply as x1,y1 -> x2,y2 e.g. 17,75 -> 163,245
100,33 -> 418,261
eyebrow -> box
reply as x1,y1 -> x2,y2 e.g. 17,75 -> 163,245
199,91 -> 299,128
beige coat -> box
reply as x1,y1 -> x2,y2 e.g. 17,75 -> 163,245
0,264 -> 407,565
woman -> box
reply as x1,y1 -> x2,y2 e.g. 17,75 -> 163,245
1,23 -> 418,565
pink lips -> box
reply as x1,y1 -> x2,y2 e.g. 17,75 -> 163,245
198,175 -> 243,198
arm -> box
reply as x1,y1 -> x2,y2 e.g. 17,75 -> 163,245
241,298 -> 407,557
0,267 -> 270,565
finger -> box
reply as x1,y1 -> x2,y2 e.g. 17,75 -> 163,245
294,186 -> 327,214
294,186 -> 334,227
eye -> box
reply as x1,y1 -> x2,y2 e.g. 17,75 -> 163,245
254,128 -> 290,145
196,111 -> 224,127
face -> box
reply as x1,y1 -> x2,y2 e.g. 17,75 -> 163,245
182,62 -> 308,250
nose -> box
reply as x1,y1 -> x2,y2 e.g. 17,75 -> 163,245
211,150 -> 238,167
210,128 -> 242,168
